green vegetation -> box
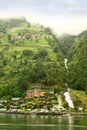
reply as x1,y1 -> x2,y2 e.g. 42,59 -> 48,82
70,90 -> 87,110
0,17 -> 87,106
68,32 -> 87,92
0,93 -> 58,113
0,17 -> 65,98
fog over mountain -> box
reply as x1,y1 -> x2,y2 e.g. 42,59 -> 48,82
0,0 -> 87,35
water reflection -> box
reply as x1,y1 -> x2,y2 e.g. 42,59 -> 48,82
0,114 -> 87,130
68,116 -> 74,130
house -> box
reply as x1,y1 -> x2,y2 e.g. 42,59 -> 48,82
11,98 -> 20,102
20,103 -> 26,107
27,89 -> 45,98
0,100 -> 7,103
0,103 -> 3,107
32,34 -> 40,40
27,90 -> 34,98
9,105 -> 18,112
33,23 -> 41,27
15,36 -> 22,39
10,105 -> 18,109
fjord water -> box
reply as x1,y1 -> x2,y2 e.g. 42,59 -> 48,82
0,113 -> 87,130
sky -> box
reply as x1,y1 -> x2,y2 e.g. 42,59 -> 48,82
0,0 -> 87,35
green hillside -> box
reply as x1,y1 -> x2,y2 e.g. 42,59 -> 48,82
0,17 -> 87,100
68,31 -> 87,92
58,34 -> 76,57
0,17 -> 65,98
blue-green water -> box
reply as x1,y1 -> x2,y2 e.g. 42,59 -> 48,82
0,113 -> 87,130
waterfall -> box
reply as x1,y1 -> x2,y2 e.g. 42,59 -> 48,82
64,91 -> 74,108
63,58 -> 74,108
64,58 -> 68,69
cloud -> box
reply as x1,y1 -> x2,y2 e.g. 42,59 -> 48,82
0,0 -> 87,16
0,0 -> 87,18
65,0 -> 76,5
0,0 -> 87,34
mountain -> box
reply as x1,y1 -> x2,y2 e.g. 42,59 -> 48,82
0,17 -> 65,98
0,17 -> 87,98
58,34 -> 76,57
68,31 -> 87,92
78,30 -> 87,37
0,17 -> 27,32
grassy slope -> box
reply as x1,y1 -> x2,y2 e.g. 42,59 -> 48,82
0,19 -> 64,93
70,90 -> 87,109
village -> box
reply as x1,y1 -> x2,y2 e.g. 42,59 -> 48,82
0,18 -> 86,115
0,87 -> 85,115
0,88 -> 60,114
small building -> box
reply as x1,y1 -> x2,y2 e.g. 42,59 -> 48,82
11,98 -> 20,102
0,100 -> 7,103
9,105 -> 18,112
27,89 -> 45,98
33,23 -> 42,27
20,103 -> 26,107
0,103 -> 3,107
27,90 -> 34,98
10,105 -> 18,109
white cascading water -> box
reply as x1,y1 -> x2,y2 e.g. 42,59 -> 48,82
64,91 -> 74,108
64,58 -> 74,108
64,58 -> 68,69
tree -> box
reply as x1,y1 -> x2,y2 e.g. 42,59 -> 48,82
8,34 -> 12,42
23,50 -> 33,57
37,48 -> 48,58
44,27 -> 52,35
0,70 -> 4,77
2,59 -> 7,66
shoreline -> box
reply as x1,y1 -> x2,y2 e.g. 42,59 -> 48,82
0,111 -> 87,116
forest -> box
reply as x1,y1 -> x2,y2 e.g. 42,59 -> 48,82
0,17 -> 87,98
